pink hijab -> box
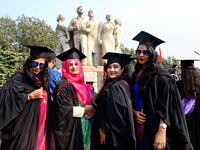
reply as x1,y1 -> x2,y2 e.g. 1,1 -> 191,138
61,59 -> 93,107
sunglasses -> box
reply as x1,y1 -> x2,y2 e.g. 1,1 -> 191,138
31,62 -> 45,69
136,50 -> 149,56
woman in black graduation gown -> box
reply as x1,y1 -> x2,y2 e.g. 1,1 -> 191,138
131,31 -> 193,150
0,45 -> 52,150
91,52 -> 136,150
176,60 -> 200,150
50,48 -> 94,150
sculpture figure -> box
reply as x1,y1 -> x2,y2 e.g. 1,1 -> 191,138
87,10 -> 101,66
54,14 -> 70,69
114,18 -> 122,53
98,14 -> 115,64
68,6 -> 91,66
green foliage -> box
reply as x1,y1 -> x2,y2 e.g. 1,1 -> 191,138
0,49 -> 23,88
120,43 -> 136,57
161,56 -> 180,72
0,14 -> 59,87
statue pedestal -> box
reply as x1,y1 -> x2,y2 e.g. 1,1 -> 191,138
82,66 -> 103,92
56,66 -> 103,92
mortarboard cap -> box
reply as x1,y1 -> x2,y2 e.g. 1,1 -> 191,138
102,52 -> 132,65
57,47 -> 86,61
25,45 -> 53,58
178,59 -> 200,71
132,31 -> 165,49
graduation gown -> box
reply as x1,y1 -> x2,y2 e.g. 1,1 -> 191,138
91,80 -> 136,150
50,79 -> 84,150
176,80 -> 200,150
0,72 -> 52,150
132,66 -> 193,150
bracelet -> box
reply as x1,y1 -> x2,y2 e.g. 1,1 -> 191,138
99,128 -> 105,134
29,93 -> 35,99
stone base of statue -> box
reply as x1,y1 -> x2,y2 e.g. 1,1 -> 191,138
82,66 -> 103,92
55,66 -> 103,92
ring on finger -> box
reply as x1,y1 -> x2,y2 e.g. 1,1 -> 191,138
157,145 -> 162,149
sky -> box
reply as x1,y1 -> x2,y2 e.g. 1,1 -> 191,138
1,0 -> 200,67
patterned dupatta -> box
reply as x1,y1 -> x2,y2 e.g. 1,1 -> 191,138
36,86 -> 47,150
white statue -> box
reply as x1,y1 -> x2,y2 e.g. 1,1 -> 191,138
54,14 -> 70,69
98,14 -> 115,64
114,18 -> 122,53
87,10 -> 101,66
68,6 -> 91,66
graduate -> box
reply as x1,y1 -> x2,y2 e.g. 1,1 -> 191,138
131,31 -> 193,150
0,45 -> 52,150
50,48 -> 94,150
91,52 -> 136,150
176,59 -> 200,150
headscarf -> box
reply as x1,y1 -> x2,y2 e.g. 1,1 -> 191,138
61,59 -> 93,107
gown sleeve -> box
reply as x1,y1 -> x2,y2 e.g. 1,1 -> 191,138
0,79 -> 29,130
101,82 -> 133,138
156,75 -> 191,143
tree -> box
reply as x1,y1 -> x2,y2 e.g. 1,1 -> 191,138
0,49 -> 23,88
0,15 -> 59,87
120,43 -> 136,57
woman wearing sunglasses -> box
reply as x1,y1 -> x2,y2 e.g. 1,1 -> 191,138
91,52 -> 136,150
0,45 -> 51,150
132,31 -> 193,150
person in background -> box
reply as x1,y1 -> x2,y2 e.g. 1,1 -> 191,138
0,45 -> 52,150
50,48 -> 94,150
176,59 -> 200,150
46,50 -> 62,102
91,52 -> 136,150
132,31 -> 193,150
172,64 -> 180,80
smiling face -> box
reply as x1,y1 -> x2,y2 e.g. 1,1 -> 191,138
107,62 -> 124,79
136,45 -> 150,68
31,58 -> 45,75
69,59 -> 79,75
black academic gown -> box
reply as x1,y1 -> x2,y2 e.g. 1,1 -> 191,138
50,79 -> 84,150
91,80 -> 136,150
132,66 -> 193,150
176,80 -> 200,150
0,72 -> 52,150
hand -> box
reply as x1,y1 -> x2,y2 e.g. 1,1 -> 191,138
65,38 -> 69,43
80,25 -> 86,31
100,131 -> 106,145
153,128 -> 166,150
84,105 -> 94,116
86,24 -> 91,28
73,25 -> 78,30
30,87 -> 43,99
133,110 -> 146,124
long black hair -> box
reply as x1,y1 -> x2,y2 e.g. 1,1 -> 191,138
23,55 -> 49,91
134,43 -> 159,94
95,63 -> 131,103
182,66 -> 200,100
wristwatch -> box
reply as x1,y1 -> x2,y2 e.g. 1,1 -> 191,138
159,124 -> 167,129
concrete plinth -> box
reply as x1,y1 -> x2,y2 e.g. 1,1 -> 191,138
82,66 -> 103,92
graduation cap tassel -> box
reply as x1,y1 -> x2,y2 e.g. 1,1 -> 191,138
159,46 -> 163,62
103,62 -> 106,77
